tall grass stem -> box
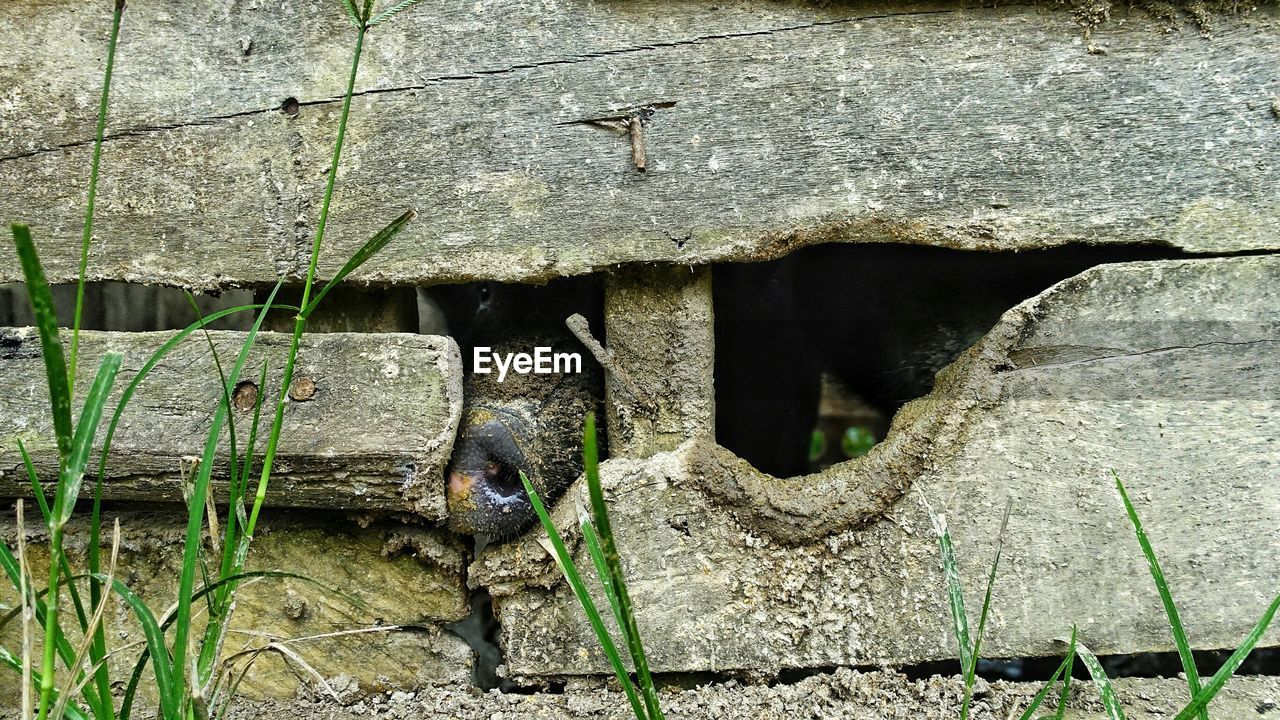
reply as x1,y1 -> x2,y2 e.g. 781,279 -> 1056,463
247,19 -> 367,542
69,0 -> 126,392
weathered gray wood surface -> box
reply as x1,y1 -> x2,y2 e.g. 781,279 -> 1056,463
2,4 -> 1278,289
0,509 -> 471,700
481,255 -> 1280,675
603,266 -> 715,458
0,330 -> 463,518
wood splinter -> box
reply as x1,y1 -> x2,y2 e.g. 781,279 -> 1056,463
571,102 -> 673,173
628,115 -> 646,172
565,312 -> 648,406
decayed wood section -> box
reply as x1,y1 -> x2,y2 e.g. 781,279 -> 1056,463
2,4 -> 1278,289
484,255 -> 1280,675
0,509 -> 472,701
0,330 -> 463,519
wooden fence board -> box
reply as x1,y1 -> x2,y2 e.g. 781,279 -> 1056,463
0,330 -> 463,519
1,4 -> 1277,288
481,255 -> 1280,675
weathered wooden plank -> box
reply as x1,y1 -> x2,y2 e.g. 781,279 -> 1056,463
480,255 -> 1280,676
2,5 -> 1277,288
1,0 -> 920,157
0,330 -> 463,518
0,509 -> 472,701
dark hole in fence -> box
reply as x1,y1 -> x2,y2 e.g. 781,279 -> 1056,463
712,243 -> 1189,479
445,585 -> 517,691
899,646 -> 1280,684
0,281 -> 254,332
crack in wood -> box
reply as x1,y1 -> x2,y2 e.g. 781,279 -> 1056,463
0,8 -> 962,163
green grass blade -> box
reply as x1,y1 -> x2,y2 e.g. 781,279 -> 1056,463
81,299 -> 283,720
582,413 -> 664,720
301,209 -> 416,318
340,0 -> 361,26
11,223 -> 72,461
69,0 -> 126,394
246,19 -> 370,545
1075,640 -> 1127,720
928,504 -> 973,677
581,519 -> 628,646
232,359 -> 270,534
1112,472 -> 1207,720
187,293 -> 241,510
118,568 -> 354,720
173,283 -> 283,703
18,443 -> 90,641
1051,626 -> 1078,720
19,439 -> 95,667
962,500 -> 1012,719
0,648 -> 93,720
196,287 -> 281,686
93,301 -> 295,484
214,357 -> 269,613
522,471 -> 647,720
21,440 -> 53,524
0,540 -> 90,706
55,354 -> 123,526
94,574 -> 177,719
33,353 -> 120,720
1173,591 -> 1280,720
368,0 -> 424,26
1015,633 -> 1074,720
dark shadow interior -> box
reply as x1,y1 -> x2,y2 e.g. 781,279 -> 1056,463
712,242 -> 1188,478
0,281 -> 254,332
420,275 -> 605,354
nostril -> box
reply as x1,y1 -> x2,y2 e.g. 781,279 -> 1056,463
484,460 -> 525,497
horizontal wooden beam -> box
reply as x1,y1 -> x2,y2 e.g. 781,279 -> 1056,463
482,255 -> 1280,673
2,4 -> 1277,289
0,330 -> 463,519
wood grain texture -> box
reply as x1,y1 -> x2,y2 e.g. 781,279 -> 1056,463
603,265 -> 715,457
2,3 -> 1277,289
0,329 -> 463,518
487,255 -> 1280,674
